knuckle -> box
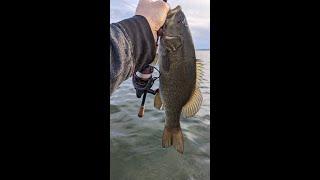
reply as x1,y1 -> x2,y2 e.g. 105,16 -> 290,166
162,3 -> 170,11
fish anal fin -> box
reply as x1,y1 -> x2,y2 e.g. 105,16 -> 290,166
182,88 -> 203,118
162,126 -> 184,154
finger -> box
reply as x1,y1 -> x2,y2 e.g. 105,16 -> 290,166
136,0 -> 151,13
162,2 -> 170,13
165,2 -> 170,10
156,0 -> 170,13
140,0 -> 152,4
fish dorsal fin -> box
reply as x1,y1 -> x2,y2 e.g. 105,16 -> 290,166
196,60 -> 204,88
182,88 -> 203,118
181,60 -> 204,117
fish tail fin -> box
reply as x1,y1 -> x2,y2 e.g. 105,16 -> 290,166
162,126 -> 184,154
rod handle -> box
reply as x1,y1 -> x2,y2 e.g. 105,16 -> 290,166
138,106 -> 145,118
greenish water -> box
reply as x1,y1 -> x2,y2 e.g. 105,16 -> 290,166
110,50 -> 210,180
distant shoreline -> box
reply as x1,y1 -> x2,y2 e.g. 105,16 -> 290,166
196,49 -> 210,51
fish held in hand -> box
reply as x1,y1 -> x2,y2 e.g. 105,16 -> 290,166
154,6 -> 204,154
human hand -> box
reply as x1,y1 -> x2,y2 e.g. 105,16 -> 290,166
135,0 -> 170,42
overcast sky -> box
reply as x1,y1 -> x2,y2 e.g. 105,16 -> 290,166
110,0 -> 210,49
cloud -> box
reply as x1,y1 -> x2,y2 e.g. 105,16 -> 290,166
110,0 -> 210,49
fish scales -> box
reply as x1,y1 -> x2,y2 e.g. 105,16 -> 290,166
155,5 -> 202,154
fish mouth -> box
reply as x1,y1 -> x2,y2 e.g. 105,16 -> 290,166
168,5 -> 181,16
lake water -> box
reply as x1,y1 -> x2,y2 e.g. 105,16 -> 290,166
110,50 -> 210,180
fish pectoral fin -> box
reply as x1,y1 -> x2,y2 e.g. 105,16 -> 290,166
162,126 -> 184,154
154,91 -> 163,110
182,88 -> 203,118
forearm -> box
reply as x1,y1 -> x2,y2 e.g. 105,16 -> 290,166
110,15 -> 156,95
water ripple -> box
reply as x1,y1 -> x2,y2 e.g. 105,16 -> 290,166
110,50 -> 211,180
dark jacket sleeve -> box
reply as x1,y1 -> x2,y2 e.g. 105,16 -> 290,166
110,15 -> 156,95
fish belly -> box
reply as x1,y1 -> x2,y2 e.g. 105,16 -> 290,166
160,60 -> 196,125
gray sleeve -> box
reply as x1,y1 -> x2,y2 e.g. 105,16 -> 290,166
110,15 -> 156,95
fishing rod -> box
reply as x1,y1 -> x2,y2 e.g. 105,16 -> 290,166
135,0 -> 168,117
135,66 -> 161,117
